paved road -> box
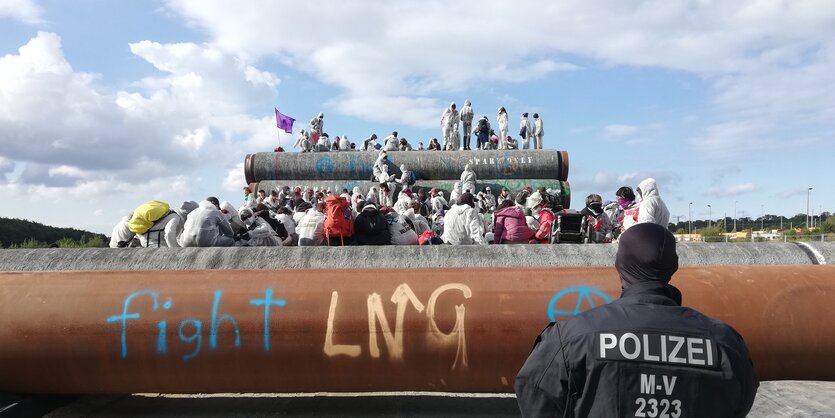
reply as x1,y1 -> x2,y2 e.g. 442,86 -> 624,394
28,381 -> 835,417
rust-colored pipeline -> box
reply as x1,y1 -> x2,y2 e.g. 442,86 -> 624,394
0,266 -> 833,394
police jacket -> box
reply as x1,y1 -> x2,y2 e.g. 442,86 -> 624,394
515,281 -> 758,418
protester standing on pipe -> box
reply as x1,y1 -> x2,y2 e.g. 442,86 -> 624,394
497,107 -> 509,149
520,112 -> 532,150
441,102 -> 460,150
460,99 -> 474,150
533,113 -> 544,149
309,112 -> 323,148
515,223 -> 758,417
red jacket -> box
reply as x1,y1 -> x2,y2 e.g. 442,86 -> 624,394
531,209 -> 556,244
494,206 -> 534,243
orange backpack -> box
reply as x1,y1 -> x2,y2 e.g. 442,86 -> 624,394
324,195 -> 354,241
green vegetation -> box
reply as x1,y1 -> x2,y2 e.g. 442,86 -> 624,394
0,217 -> 107,249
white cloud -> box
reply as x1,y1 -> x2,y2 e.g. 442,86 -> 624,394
705,183 -> 758,198
0,32 -> 279,191
0,0 -> 43,24
603,124 -> 639,137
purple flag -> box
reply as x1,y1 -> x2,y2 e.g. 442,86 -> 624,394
275,108 -> 295,134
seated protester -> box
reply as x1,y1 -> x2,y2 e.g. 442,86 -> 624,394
353,203 -> 391,245
323,194 -> 355,246
220,201 -> 245,234
493,200 -> 535,244
383,206 -> 419,245
414,190 -> 431,216
527,191 -> 557,244
293,199 -> 312,225
254,203 -> 289,241
277,185 -> 293,206
398,138 -> 413,151
616,185 -> 640,235
449,182 -> 462,206
238,208 -> 281,246
405,202 -> 431,234
296,202 -> 325,246
428,137 -> 442,150
339,135 -> 350,151
497,188 -> 512,207
430,188 -> 448,214
505,135 -> 519,150
364,186 -> 379,207
256,189 -> 267,205
273,206 -> 297,246
431,208 -> 445,237
441,192 -> 486,245
580,193 -> 614,243
262,190 -> 282,212
393,188 -> 414,214
109,214 -> 135,248
351,186 -> 364,212
157,201 -> 198,248
180,197 -> 235,247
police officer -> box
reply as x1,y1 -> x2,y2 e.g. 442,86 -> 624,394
515,223 -> 758,417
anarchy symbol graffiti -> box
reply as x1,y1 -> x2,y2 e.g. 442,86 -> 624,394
547,287 -> 612,322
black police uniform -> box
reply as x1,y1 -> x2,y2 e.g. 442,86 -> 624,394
515,281 -> 759,417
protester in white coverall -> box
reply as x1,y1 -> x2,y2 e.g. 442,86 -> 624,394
366,186 -> 380,206
430,188 -> 449,214
318,133 -> 330,152
372,150 -> 388,181
383,131 -> 399,151
460,164 -> 477,194
393,188 -> 413,214
339,135 -> 350,151
384,208 -> 419,245
460,99 -> 474,150
533,113 -> 544,149
442,192 -> 486,245
395,164 -> 413,187
449,182 -> 462,206
296,202 -> 325,246
361,134 -> 378,151
138,201 -> 198,248
351,186 -> 364,212
497,107 -> 509,149
109,214 -> 135,248
180,197 -> 235,247
273,206 -> 297,246
635,178 -> 671,228
440,102 -> 460,150
520,113 -> 532,150
294,129 -> 312,152
239,208 -> 281,246
309,112 -> 323,147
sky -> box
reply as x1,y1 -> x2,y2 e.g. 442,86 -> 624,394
0,0 -> 833,235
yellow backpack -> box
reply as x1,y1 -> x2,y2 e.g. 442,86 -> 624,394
128,201 -> 171,235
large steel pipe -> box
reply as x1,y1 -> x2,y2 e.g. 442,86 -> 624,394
254,179 -> 571,206
1,266 -> 833,394
244,150 -> 569,183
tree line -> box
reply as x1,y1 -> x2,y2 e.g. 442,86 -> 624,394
0,217 -> 106,248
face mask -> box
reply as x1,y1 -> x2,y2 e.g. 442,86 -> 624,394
589,203 -> 603,213
617,197 -> 632,209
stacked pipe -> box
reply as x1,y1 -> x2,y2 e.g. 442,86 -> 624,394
244,150 -> 571,207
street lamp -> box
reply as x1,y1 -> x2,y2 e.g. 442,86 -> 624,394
689,202 -> 693,234
807,188 -> 813,228
734,201 -> 738,232
707,204 -> 712,228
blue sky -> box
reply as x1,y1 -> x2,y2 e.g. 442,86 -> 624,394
1,0 -> 833,234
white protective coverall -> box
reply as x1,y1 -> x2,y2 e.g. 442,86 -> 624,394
386,212 -> 419,245
497,109 -> 509,149
294,129 -> 312,152
372,151 -> 388,180
366,187 -> 379,206
109,215 -> 135,248
393,191 -> 413,214
431,192 -> 449,213
460,100 -> 474,150
533,116 -> 544,149
274,212 -> 297,246
309,112 -> 323,143
239,208 -> 281,247
449,182 -> 462,206
140,201 -> 198,247
180,200 -> 235,247
635,178 -> 670,228
460,164 -> 477,194
339,135 -> 350,151
520,115 -> 533,150
296,209 -> 325,246
440,103 -> 460,150
441,203 -> 486,245
403,208 -> 431,235
361,134 -> 378,151
383,134 -> 399,151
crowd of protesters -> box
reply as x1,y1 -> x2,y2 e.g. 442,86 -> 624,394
110,167 -> 669,248
288,101 -> 544,153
